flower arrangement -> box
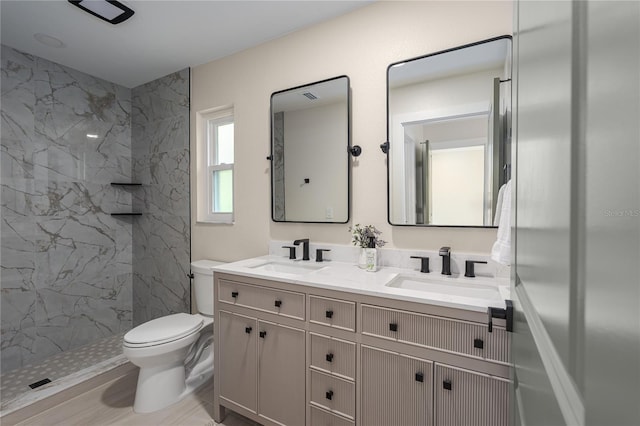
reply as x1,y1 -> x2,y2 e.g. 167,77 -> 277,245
349,224 -> 387,248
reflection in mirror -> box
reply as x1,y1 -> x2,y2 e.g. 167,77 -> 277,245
387,36 -> 512,227
271,76 -> 350,223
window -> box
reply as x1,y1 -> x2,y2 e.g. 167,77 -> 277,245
197,107 -> 234,223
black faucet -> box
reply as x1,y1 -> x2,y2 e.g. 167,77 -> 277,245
464,260 -> 488,278
439,246 -> 451,275
410,256 -> 430,273
293,239 -> 310,261
316,248 -> 331,262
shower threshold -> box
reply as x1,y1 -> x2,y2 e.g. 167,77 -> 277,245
0,332 -> 134,421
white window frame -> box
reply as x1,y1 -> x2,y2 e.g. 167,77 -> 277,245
196,106 -> 234,223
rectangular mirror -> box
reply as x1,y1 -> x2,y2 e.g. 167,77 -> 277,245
271,76 -> 350,223
387,36 -> 512,227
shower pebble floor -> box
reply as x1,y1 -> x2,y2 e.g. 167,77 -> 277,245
0,332 -> 127,416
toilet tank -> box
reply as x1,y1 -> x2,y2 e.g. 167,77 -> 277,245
190,260 -> 225,316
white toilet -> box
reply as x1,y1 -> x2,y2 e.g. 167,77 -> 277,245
123,259 -> 223,413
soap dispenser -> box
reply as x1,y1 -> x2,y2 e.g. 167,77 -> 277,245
365,237 -> 378,272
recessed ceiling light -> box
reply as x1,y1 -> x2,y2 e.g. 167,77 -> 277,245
68,0 -> 135,25
34,33 -> 66,48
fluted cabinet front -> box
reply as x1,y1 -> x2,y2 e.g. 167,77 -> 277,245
361,345 -> 433,426
434,364 -> 509,426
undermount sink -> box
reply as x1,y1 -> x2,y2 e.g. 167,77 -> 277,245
385,274 -> 502,300
249,260 -> 325,275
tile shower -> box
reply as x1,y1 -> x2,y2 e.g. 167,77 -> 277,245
0,45 -> 190,410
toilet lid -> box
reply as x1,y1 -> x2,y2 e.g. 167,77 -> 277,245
124,313 -> 204,346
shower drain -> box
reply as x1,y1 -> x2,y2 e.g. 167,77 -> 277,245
28,378 -> 52,389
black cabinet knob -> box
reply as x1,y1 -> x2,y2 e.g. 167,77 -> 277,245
389,323 -> 398,332
245,327 -> 252,334
325,390 -> 334,400
326,353 -> 334,363
415,372 -> 424,383
259,331 -> 267,338
275,300 -> 282,308
443,380 -> 452,390
231,291 -> 238,298
325,310 -> 334,319
474,338 -> 484,349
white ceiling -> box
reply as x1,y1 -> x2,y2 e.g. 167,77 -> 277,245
1,1 -> 371,88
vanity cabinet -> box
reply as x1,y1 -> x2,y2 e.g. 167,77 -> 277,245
213,272 -> 510,426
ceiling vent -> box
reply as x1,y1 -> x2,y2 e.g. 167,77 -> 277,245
302,92 -> 318,100
68,0 -> 135,25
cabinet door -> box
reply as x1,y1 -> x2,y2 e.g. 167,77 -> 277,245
219,311 -> 257,413
361,345 -> 433,426
257,320 -> 305,426
434,363 -> 509,426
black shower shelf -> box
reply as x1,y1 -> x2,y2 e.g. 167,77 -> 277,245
110,182 -> 142,186
110,213 -> 142,216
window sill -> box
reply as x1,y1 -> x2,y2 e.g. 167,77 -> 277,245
195,219 -> 234,225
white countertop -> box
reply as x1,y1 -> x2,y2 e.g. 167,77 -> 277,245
213,255 -> 510,313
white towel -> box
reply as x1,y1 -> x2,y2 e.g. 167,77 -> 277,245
491,180 -> 511,265
493,183 -> 507,226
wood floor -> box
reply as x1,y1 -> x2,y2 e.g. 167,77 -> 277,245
12,370 -> 257,426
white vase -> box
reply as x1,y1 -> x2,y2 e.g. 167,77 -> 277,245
358,248 -> 368,269
364,247 -> 378,272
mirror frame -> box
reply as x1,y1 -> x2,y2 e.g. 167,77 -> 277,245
385,35 -> 512,228
270,75 -> 351,224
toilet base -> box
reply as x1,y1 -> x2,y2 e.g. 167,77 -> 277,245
132,343 -> 214,413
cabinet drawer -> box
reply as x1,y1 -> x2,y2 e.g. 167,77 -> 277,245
309,295 -> 356,331
219,280 -> 305,320
310,333 -> 356,380
361,305 -> 509,363
310,405 -> 354,426
435,363 -> 510,426
310,370 -> 355,420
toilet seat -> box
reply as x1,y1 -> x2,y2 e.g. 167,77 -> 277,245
124,313 -> 203,348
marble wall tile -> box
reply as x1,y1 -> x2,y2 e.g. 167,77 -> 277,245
272,112 -> 285,221
0,324 -> 37,371
131,70 -> 189,126
132,272 -> 189,326
1,46 -> 35,145
34,215 -> 116,290
1,47 -> 189,371
1,46 -> 134,372
131,68 -> 190,326
1,214 -> 37,289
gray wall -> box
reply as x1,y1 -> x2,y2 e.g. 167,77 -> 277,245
131,69 -> 191,326
513,1 -> 640,425
1,46 -> 133,372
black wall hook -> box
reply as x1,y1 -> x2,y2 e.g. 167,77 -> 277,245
380,141 -> 389,154
348,145 -> 362,157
